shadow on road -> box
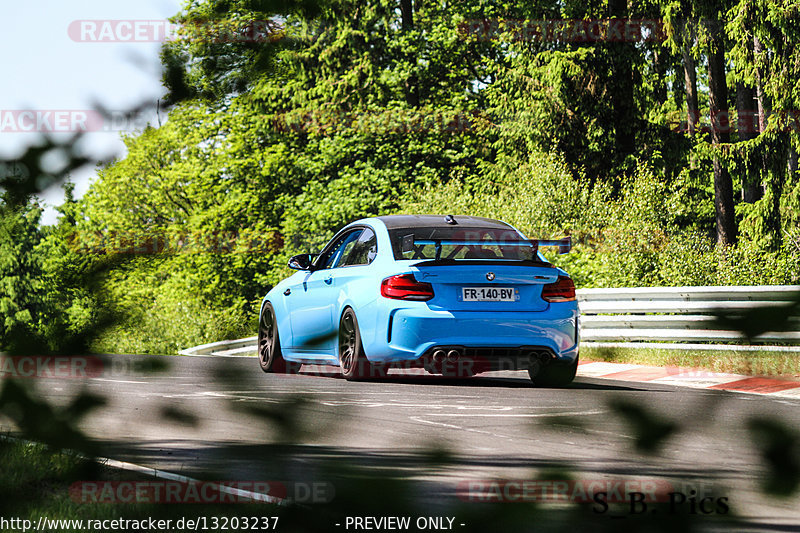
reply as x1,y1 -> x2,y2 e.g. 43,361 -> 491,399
290,367 -> 650,391
93,439 -> 745,482
78,439 -> 774,531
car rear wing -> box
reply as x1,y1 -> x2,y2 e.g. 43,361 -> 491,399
402,235 -> 572,260
533,237 -> 572,254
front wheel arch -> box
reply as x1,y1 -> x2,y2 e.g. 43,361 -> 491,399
338,307 -> 381,380
258,300 -> 298,374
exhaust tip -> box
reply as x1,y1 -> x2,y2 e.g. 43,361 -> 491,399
432,349 -> 446,363
446,349 -> 460,362
526,351 -> 551,374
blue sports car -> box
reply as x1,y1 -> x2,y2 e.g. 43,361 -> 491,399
258,215 -> 579,386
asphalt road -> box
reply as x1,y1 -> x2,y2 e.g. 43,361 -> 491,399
3,354 -> 800,532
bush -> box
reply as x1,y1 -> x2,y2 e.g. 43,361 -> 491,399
401,151 -> 800,288
88,256 -> 254,355
403,151 -> 601,239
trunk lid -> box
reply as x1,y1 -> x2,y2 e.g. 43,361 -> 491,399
410,261 -> 558,312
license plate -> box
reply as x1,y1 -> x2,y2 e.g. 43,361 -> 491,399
462,287 -> 516,302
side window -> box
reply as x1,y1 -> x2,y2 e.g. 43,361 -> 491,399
340,228 -> 378,267
315,229 -> 364,270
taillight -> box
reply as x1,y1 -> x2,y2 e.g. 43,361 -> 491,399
542,276 -> 576,302
381,274 -> 434,301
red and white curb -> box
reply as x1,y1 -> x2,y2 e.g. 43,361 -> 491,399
578,361 -> 800,399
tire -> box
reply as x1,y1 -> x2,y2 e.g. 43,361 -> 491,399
258,302 -> 298,374
529,356 -> 578,387
338,308 -> 377,380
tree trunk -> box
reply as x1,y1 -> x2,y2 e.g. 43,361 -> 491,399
653,48 -> 667,105
706,18 -> 737,245
672,53 -> 685,111
400,0 -> 413,29
754,36 -> 770,135
682,38 -> 699,135
400,0 -> 419,107
737,83 -> 761,202
608,0 -> 635,156
754,34 -> 783,248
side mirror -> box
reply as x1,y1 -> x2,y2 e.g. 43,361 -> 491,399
288,253 -> 315,271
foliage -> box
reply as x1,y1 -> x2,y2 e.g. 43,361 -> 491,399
3,0 -> 800,354
1,4 -> 800,529
403,152 -> 800,289
0,199 -> 46,354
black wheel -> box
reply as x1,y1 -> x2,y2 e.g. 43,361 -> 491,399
258,302 -> 297,374
529,356 -> 578,387
338,308 -> 376,380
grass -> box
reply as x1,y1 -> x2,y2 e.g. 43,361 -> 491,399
582,346 -> 800,377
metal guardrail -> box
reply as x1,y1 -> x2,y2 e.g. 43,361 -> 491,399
579,285 -> 800,350
180,285 -> 800,356
179,336 -> 257,357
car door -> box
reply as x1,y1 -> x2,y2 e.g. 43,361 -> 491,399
330,227 -> 379,344
287,228 -> 364,354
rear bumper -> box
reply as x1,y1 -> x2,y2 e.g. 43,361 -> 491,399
365,304 -> 579,365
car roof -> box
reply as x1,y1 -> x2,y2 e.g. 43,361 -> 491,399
375,214 -> 513,230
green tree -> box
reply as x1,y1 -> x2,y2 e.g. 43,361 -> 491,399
0,196 -> 45,354
728,0 -> 800,248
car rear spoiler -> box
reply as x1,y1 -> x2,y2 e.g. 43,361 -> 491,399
402,236 -> 572,260
533,237 -> 572,254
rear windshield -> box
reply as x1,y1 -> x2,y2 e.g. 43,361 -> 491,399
388,226 -> 541,261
